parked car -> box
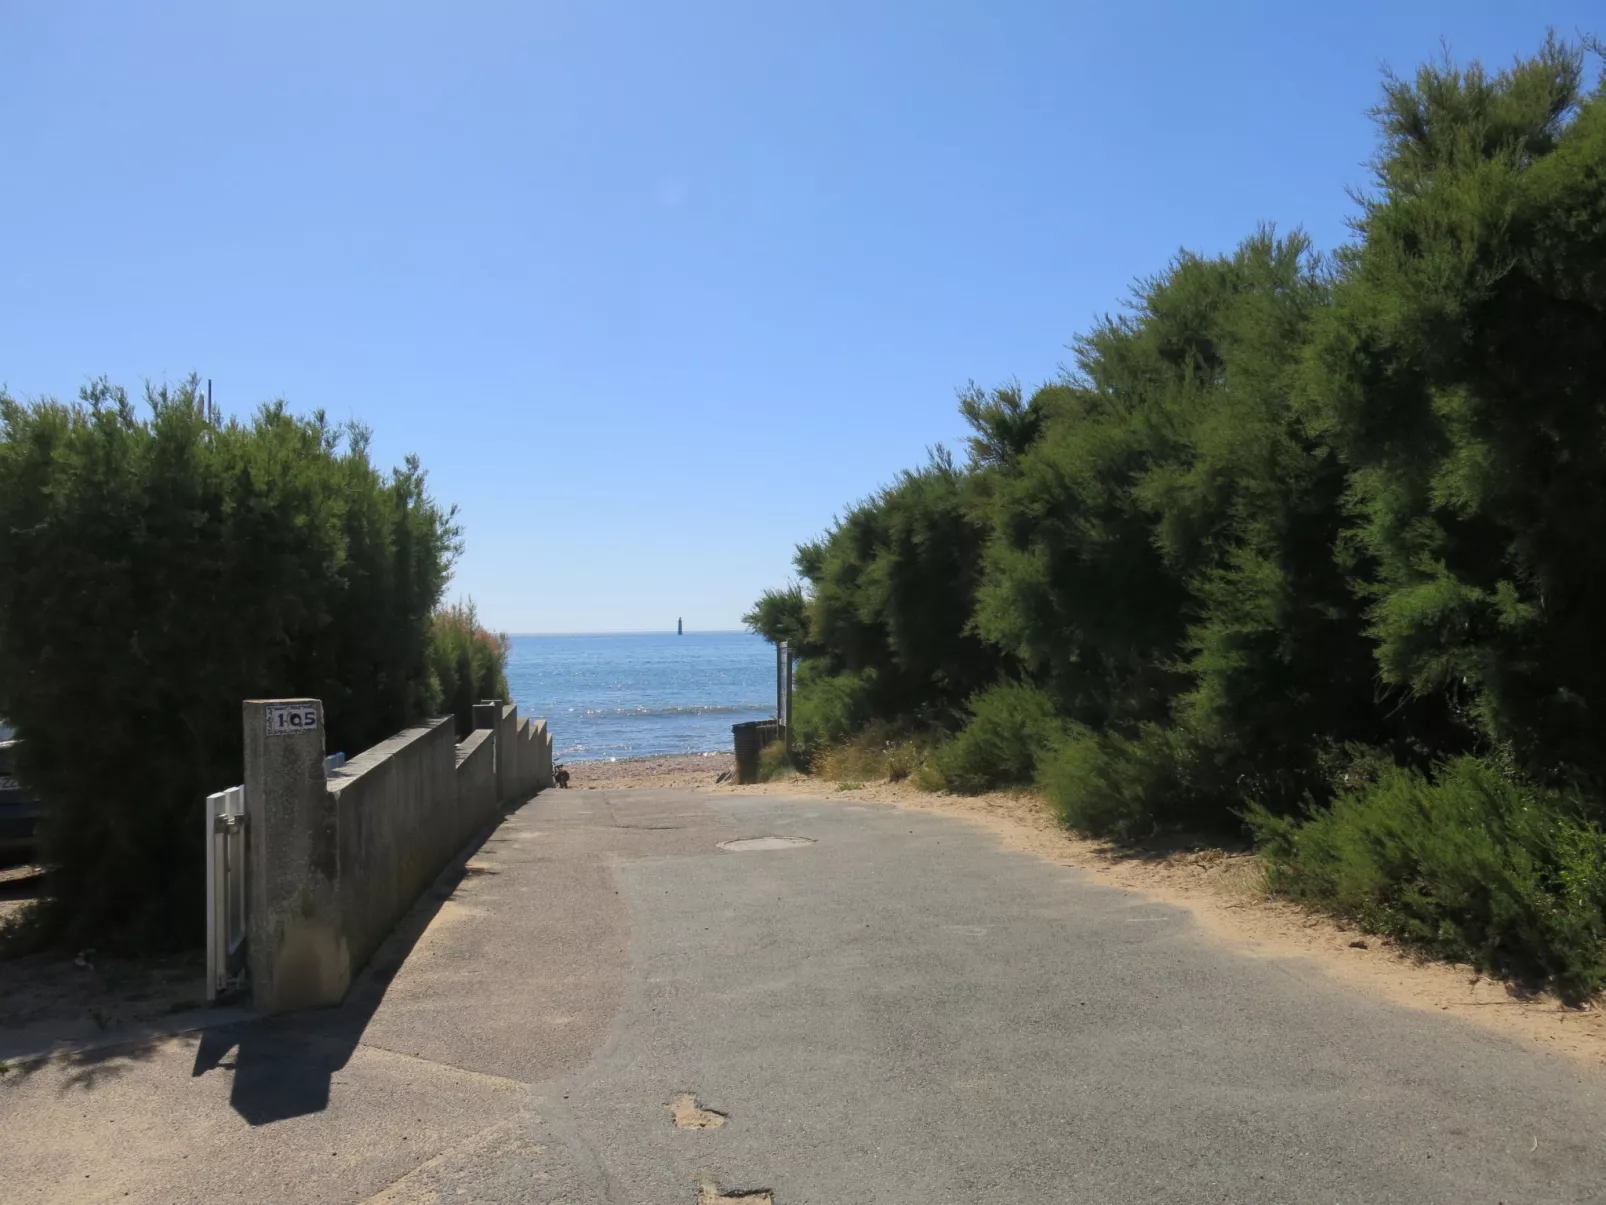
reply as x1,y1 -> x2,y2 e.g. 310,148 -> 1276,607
0,734 -> 43,861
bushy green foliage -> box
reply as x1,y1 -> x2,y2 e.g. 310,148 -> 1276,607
427,601 -> 511,739
790,665 -> 879,753
742,584 -> 811,652
1307,35 -> 1606,790
1247,757 -> 1606,1002
933,682 -> 1067,794
0,378 -> 461,951
971,374 -> 1190,731
794,452 -> 1001,724
748,38 -> 1606,991
1037,724 -> 1220,840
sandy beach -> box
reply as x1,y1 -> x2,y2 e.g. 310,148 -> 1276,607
563,752 -> 735,790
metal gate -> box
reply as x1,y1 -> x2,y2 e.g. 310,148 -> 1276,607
205,785 -> 248,1001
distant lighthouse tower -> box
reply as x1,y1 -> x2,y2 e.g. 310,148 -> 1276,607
677,617 -> 683,636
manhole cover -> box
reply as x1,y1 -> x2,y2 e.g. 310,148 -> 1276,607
717,836 -> 815,852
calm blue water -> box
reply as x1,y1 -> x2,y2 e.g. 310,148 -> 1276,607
503,631 -> 775,762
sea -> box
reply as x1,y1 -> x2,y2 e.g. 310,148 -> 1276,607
503,631 -> 776,763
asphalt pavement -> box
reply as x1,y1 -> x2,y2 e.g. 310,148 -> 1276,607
3,787 -> 1606,1203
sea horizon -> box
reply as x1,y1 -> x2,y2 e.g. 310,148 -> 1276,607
503,628 -> 751,638
503,630 -> 774,762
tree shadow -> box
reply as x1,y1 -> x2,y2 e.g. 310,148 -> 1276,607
1,1030 -> 166,1091
0,866 -> 46,902
190,809 -> 517,1126
1092,829 -> 1254,864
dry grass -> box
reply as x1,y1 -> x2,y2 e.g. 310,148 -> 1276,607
809,729 -> 942,790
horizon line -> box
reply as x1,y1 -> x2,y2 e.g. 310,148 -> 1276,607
502,628 -> 753,637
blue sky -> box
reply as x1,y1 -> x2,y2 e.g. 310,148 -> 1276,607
2,3 -> 1593,632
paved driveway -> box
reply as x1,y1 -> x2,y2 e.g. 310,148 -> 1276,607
3,788 -> 1605,1203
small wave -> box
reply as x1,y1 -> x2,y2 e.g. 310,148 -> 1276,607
565,704 -> 771,719
559,743 -> 737,762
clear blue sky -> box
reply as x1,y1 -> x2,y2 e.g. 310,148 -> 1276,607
2,3 -> 1592,632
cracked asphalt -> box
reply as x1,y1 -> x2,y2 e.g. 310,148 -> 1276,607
4,787 -> 1606,1203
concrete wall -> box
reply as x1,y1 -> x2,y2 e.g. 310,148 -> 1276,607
514,720 -> 535,794
454,727 -> 497,847
496,704 -> 519,803
328,717 -> 458,988
245,698 -> 552,1015
524,719 -> 554,791
471,700 -> 552,802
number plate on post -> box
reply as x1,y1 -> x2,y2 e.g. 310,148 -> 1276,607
264,703 -> 319,736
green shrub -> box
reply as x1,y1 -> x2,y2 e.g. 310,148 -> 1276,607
741,585 -> 811,651
802,455 -> 1001,723
1246,757 -> 1606,1002
757,741 -> 794,782
1038,724 -> 1230,840
791,666 -> 879,753
0,379 -> 461,952
428,601 -> 511,738
1039,727 -> 1164,839
1306,36 -> 1606,790
933,682 -> 1066,794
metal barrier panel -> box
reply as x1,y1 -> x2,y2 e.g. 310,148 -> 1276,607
206,784 -> 247,1001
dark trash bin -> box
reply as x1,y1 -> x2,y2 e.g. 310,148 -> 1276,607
732,720 -> 782,785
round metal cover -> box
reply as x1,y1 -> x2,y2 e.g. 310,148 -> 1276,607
717,836 -> 815,852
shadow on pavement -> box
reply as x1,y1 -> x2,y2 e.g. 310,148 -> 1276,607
0,864 -> 46,902
1,1030 -> 167,1090
190,809 -> 514,1126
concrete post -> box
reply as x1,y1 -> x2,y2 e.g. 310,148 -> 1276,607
498,704 -> 518,802
244,698 -> 348,1014
472,700 -> 500,733
473,700 -> 501,799
530,718 -> 554,790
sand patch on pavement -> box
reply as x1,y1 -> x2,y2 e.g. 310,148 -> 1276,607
565,753 -> 734,791
667,1092 -> 728,1129
701,1186 -> 772,1204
